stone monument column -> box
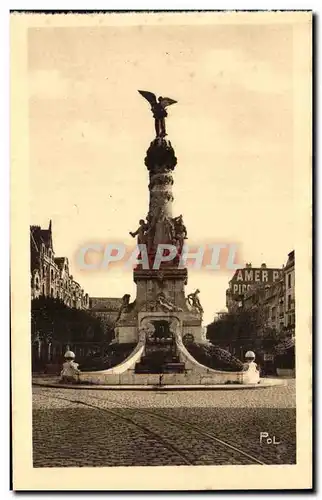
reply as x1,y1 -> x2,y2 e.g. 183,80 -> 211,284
145,138 -> 177,252
122,90 -> 203,344
134,132 -> 188,311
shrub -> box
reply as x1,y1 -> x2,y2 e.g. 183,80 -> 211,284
185,342 -> 244,372
79,343 -> 136,371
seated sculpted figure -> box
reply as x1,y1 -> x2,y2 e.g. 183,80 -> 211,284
60,351 -> 80,384
139,322 -> 155,341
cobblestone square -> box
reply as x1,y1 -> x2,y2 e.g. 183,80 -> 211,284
32,380 -> 296,467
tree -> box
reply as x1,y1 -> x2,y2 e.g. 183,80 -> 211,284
207,309 -> 258,347
206,307 -> 280,358
31,296 -> 112,345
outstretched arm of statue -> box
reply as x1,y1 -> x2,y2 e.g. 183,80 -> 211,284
129,228 -> 139,237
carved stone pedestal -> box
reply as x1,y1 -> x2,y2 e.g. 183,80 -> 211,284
78,99 -> 261,386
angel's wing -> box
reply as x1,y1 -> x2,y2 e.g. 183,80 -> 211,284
138,90 -> 157,105
160,97 -> 177,108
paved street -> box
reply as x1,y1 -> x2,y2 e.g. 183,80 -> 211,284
33,380 -> 296,467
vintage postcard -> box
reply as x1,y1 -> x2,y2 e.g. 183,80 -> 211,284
11,11 -> 312,491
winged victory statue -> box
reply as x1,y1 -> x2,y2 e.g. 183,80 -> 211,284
138,90 -> 177,138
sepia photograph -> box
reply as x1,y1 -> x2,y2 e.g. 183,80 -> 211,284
10,10 -> 312,491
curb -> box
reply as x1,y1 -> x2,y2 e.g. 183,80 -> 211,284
32,379 -> 287,391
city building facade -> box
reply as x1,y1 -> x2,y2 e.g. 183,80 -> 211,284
226,263 -> 283,313
283,250 -> 295,335
30,221 -> 89,309
213,252 -> 295,369
242,277 -> 285,332
242,251 -> 295,337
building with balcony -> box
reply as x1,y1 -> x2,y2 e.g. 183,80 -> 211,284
284,250 -> 295,335
241,250 -> 295,336
226,262 -> 283,313
30,221 -> 89,309
243,278 -> 285,333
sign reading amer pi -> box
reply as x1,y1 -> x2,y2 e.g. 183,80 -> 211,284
229,267 -> 283,296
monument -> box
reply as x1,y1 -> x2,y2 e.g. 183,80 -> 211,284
79,91 -> 258,385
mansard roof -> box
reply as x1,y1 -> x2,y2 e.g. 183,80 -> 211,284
30,220 -> 53,251
285,250 -> 295,270
54,256 -> 69,270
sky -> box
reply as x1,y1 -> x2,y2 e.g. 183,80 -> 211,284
28,20 -> 295,325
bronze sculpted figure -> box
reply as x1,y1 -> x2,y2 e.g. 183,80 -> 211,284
138,90 -> 177,138
129,219 -> 151,245
187,289 -> 204,316
115,294 -> 131,323
173,215 -> 188,250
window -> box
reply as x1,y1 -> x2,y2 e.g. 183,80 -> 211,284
288,274 -> 292,288
287,294 -> 292,311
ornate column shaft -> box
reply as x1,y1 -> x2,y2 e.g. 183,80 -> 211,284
145,138 -> 177,250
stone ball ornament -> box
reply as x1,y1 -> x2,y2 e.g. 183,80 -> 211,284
64,350 -> 75,359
